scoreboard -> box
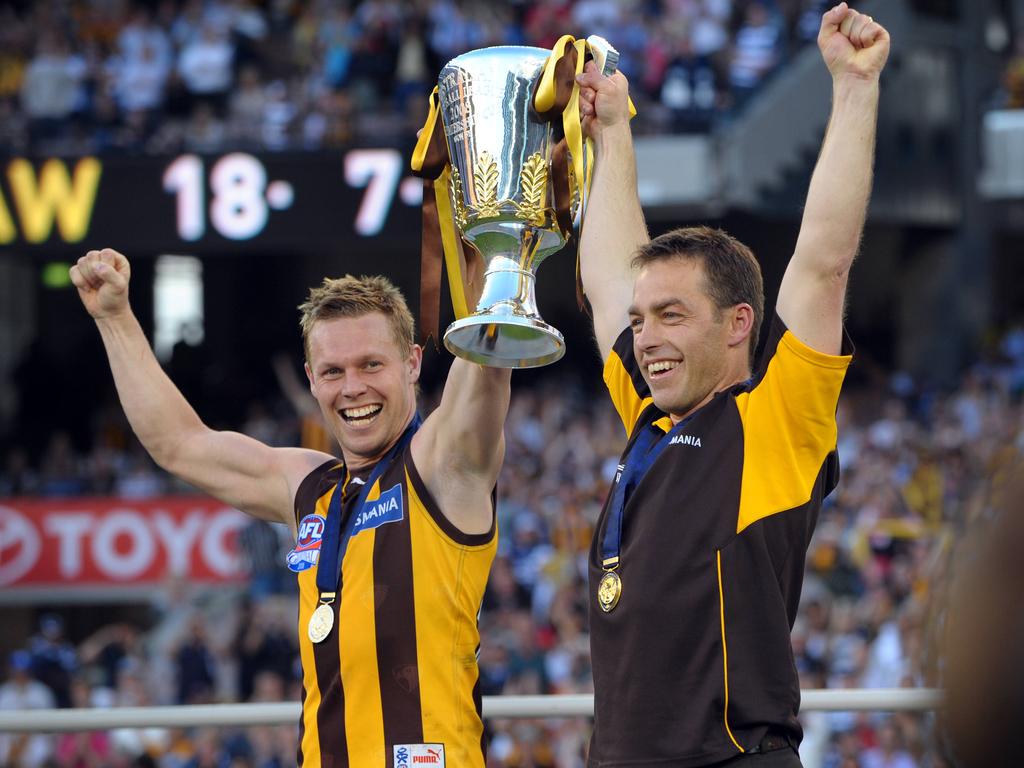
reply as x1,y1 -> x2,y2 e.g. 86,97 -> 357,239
0,149 -> 424,256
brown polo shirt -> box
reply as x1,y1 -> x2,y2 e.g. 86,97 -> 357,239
588,313 -> 852,767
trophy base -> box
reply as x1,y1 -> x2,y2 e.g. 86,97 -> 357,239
443,314 -> 565,369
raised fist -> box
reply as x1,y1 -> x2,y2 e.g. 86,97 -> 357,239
819,3 -> 891,81
70,248 -> 132,320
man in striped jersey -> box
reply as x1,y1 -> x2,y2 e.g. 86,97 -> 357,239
72,255 -> 507,767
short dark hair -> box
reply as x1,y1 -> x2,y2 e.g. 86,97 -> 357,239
631,226 -> 764,368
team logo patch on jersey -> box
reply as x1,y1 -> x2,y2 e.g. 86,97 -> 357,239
393,744 -> 444,767
352,483 -> 404,536
286,514 -> 325,572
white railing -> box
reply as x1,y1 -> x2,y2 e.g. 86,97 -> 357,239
0,689 -> 943,733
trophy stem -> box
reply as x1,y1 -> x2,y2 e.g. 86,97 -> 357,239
475,255 -> 541,317
443,256 -> 564,368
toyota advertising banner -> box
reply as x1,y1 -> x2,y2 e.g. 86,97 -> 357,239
0,498 -> 248,601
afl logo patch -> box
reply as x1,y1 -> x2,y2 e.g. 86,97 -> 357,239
287,514 -> 325,572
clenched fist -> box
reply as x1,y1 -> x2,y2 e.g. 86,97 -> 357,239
70,248 -> 131,320
577,60 -> 632,143
819,3 -> 890,81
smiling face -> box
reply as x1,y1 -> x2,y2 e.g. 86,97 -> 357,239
304,312 -> 421,469
629,258 -> 752,422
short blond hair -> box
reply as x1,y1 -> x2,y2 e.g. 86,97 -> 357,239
298,275 -> 415,361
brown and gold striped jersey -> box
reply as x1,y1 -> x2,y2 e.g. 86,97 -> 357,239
292,446 -> 496,768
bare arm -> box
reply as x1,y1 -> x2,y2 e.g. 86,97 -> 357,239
72,249 -> 330,530
777,3 -> 890,354
577,62 -> 649,360
411,359 -> 511,535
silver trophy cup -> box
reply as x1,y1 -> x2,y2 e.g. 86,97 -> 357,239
437,46 -> 574,368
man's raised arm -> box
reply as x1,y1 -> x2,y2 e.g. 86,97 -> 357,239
71,249 -> 329,530
411,359 -> 511,536
777,3 -> 890,355
577,63 -> 649,360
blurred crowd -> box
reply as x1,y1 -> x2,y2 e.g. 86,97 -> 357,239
1000,29 -> 1024,110
0,0 -> 839,157
2,322 -> 1024,767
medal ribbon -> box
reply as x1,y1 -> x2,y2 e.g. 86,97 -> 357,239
600,414 -> 696,570
315,414 -> 423,602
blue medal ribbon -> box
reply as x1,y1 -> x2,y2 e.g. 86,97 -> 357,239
315,413 -> 422,597
600,413 -> 695,570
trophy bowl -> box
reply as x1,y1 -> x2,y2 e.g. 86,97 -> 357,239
436,46 -> 572,368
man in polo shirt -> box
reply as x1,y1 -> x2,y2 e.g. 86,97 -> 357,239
575,3 -> 889,766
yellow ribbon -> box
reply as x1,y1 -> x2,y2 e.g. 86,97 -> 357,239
535,35 -> 577,114
535,36 -> 637,228
564,39 -> 590,216
434,168 -> 470,320
412,86 -> 472,322
410,86 -> 440,174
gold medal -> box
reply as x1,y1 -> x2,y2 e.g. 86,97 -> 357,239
308,603 -> 335,643
597,570 -> 622,612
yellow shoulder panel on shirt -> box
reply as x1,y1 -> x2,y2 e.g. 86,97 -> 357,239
603,348 -> 651,435
734,330 -> 851,534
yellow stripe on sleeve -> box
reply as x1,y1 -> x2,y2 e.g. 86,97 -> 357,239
734,330 -> 851,534
603,349 -> 650,435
